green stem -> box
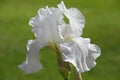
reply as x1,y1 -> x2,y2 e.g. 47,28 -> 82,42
75,73 -> 82,80
57,53 -> 71,80
69,65 -> 83,80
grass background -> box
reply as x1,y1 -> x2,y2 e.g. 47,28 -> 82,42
0,0 -> 120,80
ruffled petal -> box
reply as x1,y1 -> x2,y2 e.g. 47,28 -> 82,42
58,1 -> 85,37
59,37 -> 101,73
19,40 -> 46,73
29,7 -> 64,43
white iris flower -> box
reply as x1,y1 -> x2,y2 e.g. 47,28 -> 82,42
19,1 -> 101,74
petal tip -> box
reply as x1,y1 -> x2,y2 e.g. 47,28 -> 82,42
18,61 -> 43,74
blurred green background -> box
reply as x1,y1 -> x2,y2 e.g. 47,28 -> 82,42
0,0 -> 120,80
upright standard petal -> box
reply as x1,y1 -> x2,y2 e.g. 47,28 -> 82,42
59,37 -> 101,73
58,1 -> 85,37
19,40 -> 46,73
29,7 -> 64,44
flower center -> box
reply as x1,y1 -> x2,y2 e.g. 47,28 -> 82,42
48,42 -> 59,53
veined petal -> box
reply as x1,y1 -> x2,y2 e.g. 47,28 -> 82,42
59,37 -> 101,73
29,7 -> 64,43
66,8 -> 85,37
58,1 -> 85,37
59,24 -> 73,41
19,40 -> 46,73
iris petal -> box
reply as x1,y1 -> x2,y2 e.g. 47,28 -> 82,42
29,7 -> 64,43
59,37 -> 101,73
19,40 -> 46,73
58,1 -> 85,37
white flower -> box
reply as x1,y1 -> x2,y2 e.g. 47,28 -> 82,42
19,1 -> 101,74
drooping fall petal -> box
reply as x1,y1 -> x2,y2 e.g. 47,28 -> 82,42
59,37 -> 101,73
19,40 -> 46,73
